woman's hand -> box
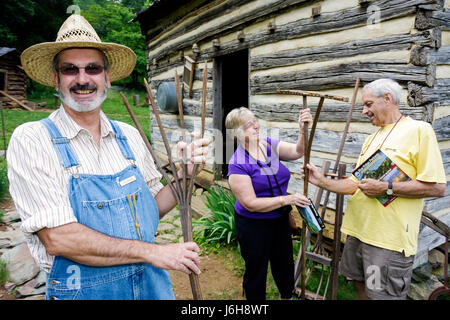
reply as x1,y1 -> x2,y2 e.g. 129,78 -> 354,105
278,108 -> 313,161
299,108 -> 312,130
282,193 -> 310,208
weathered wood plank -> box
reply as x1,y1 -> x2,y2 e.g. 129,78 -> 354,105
440,148 -> 450,176
278,126 -> 368,158
150,114 -> 212,134
252,31 -> 438,71
0,90 -> 32,111
408,78 -> 450,106
432,115 -> 450,141
251,103 -> 428,122
182,100 -> 214,116
147,0 -> 309,61
415,211 -> 450,267
140,0 -> 236,41
415,8 -> 450,30
423,186 -> 450,214
431,45 -> 450,64
251,62 -> 435,94
149,66 -> 213,87
147,0 -> 435,63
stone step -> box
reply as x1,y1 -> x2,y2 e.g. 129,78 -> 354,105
190,194 -> 208,219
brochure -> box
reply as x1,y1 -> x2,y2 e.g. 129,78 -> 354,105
352,149 -> 410,206
296,200 -> 325,233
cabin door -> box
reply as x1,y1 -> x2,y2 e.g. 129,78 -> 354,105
213,49 -> 249,180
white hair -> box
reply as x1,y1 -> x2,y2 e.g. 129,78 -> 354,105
362,78 -> 402,105
57,75 -> 108,112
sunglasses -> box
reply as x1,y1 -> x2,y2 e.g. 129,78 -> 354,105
58,63 -> 105,76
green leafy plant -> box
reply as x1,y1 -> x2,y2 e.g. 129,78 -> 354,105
193,185 -> 237,246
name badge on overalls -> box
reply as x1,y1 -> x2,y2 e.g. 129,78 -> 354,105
119,175 -> 136,186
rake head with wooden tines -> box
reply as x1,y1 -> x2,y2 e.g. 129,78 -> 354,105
120,62 -> 208,300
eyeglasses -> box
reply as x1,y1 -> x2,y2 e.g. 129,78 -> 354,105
58,63 -> 105,76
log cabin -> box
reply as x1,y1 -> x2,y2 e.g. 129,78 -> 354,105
0,48 -> 27,107
135,0 -> 450,267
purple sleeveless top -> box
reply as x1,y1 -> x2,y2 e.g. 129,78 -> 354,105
227,138 -> 291,219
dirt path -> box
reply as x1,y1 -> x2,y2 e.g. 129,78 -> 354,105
169,254 -> 243,300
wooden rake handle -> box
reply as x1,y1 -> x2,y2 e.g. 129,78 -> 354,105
120,87 -> 203,300
119,92 -> 180,204
277,89 -> 349,102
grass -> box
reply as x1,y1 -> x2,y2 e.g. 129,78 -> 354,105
1,86 -> 150,149
101,89 -> 151,142
0,260 -> 7,286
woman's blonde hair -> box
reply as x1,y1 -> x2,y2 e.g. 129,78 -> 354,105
225,107 -> 255,142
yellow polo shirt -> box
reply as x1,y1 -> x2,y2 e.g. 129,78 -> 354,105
343,117 -> 446,257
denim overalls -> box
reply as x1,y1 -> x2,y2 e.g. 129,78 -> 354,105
40,117 -> 174,300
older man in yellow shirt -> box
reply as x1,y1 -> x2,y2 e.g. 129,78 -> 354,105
304,78 -> 446,300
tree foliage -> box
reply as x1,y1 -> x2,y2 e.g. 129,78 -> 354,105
0,0 -> 73,52
1,0 -> 152,88
78,0 -> 149,87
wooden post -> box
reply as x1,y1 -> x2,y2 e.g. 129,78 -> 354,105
54,94 -> 59,107
133,94 -> 140,106
329,164 -> 346,300
0,90 -> 34,111
300,95 -> 308,300
0,101 -> 5,158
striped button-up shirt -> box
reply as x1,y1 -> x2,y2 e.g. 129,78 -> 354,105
7,106 -> 163,273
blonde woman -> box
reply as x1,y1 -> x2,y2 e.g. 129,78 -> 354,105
225,107 -> 311,300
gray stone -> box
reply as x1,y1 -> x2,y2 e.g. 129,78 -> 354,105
154,233 -> 178,245
174,228 -> 183,237
0,243 -> 40,285
407,274 -> 443,300
15,278 -> 46,298
10,222 -> 22,229
23,294 -> 45,300
1,211 -> 20,224
412,263 -> 433,282
34,271 -> 47,288
161,208 -> 179,223
4,281 -> 16,292
157,222 -> 175,232
428,249 -> 445,268
194,188 -> 204,196
173,217 -> 181,227
0,228 -> 26,249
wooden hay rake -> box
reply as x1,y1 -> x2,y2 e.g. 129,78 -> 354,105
277,77 -> 360,300
120,62 -> 209,300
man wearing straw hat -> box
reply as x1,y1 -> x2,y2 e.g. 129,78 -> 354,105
7,14 -> 208,300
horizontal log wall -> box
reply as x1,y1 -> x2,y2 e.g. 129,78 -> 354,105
142,0 -> 449,215
0,53 -> 27,106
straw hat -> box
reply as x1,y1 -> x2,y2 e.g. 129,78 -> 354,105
21,14 -> 136,86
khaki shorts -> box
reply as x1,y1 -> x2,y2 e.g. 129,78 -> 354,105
339,236 -> 414,300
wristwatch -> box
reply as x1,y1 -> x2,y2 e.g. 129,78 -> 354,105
386,181 -> 394,196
